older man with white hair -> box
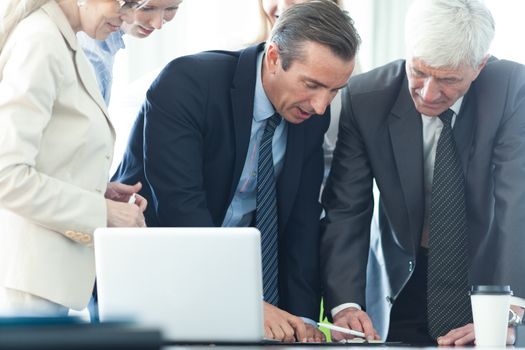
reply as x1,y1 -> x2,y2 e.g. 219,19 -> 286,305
321,0 -> 525,345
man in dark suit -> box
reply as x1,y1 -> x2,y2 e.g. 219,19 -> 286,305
113,0 -> 359,343
321,0 -> 525,345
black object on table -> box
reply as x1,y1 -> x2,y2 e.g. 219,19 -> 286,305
0,316 -> 162,350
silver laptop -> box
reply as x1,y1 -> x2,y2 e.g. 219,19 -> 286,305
94,227 -> 264,342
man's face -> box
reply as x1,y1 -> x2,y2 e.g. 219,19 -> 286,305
263,41 -> 354,124
121,0 -> 182,38
406,57 -> 485,116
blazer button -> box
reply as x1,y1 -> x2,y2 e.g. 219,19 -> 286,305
80,235 -> 92,243
408,260 -> 414,272
65,230 -> 75,238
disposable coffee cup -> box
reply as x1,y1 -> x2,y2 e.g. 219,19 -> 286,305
470,285 -> 512,347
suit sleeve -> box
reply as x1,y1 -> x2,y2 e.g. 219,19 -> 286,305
143,58 -> 215,227
321,86 -> 375,313
490,63 -> 525,298
0,29 -> 107,238
112,111 -> 145,186
112,111 -> 161,226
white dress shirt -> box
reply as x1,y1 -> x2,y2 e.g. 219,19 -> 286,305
332,97 -> 463,317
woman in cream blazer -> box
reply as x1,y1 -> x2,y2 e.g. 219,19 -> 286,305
0,0 -> 146,315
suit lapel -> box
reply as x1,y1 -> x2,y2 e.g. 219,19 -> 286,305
229,44 -> 265,201
389,77 -> 425,251
75,53 -> 114,130
276,122 -> 304,232
41,2 -> 114,136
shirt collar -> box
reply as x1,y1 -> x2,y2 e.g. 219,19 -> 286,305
449,96 -> 463,116
421,96 -> 463,118
253,51 -> 276,122
105,30 -> 126,56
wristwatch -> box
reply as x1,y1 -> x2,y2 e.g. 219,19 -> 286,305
509,309 -> 522,327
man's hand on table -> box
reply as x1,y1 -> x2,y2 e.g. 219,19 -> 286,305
264,302 -> 312,342
332,307 -> 380,342
305,323 -> 326,342
437,305 -> 523,346
436,323 -> 516,346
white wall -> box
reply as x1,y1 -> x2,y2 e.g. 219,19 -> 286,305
113,0 -> 525,92
119,0 -> 260,83
113,0 -> 525,91
486,0 -> 525,64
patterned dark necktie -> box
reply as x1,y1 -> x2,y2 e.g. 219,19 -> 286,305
256,112 -> 282,306
427,108 -> 471,339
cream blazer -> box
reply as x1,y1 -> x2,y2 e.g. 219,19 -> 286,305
0,1 -> 115,310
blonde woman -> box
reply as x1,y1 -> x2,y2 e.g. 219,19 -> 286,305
78,0 -> 183,105
0,0 -> 147,316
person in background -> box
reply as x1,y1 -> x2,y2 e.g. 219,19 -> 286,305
78,0 -> 183,105
114,0 -> 360,342
321,0 -> 525,345
0,0 -> 147,316
255,0 -> 342,42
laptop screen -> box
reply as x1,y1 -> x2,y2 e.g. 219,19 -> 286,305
94,227 -> 264,342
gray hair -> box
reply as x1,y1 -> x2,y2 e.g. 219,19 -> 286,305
267,0 -> 360,70
0,0 -> 50,50
405,0 -> 495,68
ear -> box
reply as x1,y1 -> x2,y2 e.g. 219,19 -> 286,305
265,42 -> 280,74
474,54 -> 490,77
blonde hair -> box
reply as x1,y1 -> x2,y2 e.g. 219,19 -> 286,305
0,0 -> 51,50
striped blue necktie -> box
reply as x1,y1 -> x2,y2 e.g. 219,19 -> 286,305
256,112 -> 282,306
427,108 -> 471,339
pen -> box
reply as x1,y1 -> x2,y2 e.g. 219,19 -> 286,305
317,322 -> 366,338
128,193 -> 137,205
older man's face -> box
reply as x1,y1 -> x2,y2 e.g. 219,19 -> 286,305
406,58 -> 485,116
263,41 -> 354,124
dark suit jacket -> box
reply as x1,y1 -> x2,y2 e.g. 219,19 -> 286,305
113,44 -> 328,320
321,58 -> 525,337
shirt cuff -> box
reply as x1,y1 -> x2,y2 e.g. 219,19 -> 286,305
301,317 -> 318,328
331,303 -> 362,318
